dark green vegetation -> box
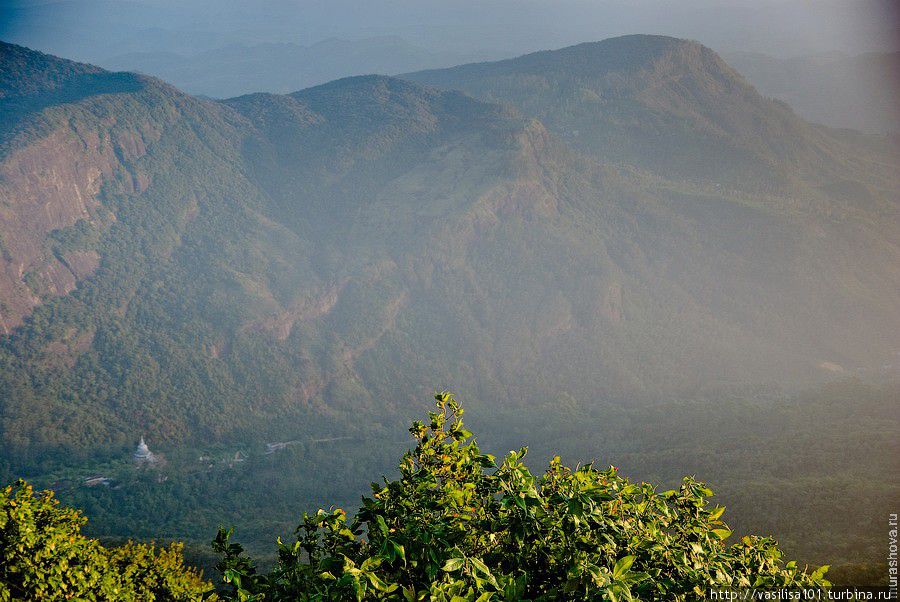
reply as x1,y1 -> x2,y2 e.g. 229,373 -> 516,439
0,480 -> 214,600
0,35 -> 898,588
0,396 -> 831,601
21,379 -> 892,588
215,393 -> 829,601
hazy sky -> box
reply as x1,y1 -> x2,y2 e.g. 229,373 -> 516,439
2,0 -> 898,64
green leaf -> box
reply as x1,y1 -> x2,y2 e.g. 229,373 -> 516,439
390,540 -> 406,564
708,506 -> 726,521
367,572 -> 397,592
374,514 -> 389,536
612,555 -> 635,579
712,529 -> 732,541
810,565 -> 830,581
470,557 -> 499,588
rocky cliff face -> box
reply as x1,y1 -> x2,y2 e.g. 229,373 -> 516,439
0,43 -> 148,330
0,42 -> 229,332
0,124 -> 143,330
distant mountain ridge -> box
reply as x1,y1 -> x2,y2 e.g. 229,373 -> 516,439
101,36 -> 490,98
725,50 -> 900,134
0,37 -> 897,468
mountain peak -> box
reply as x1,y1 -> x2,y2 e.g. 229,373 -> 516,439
290,73 -> 435,103
402,35 -> 813,187
0,41 -> 176,105
514,34 -> 720,72
0,42 -> 157,150
0,41 -> 104,99
285,74 -> 520,134
404,35 -> 742,86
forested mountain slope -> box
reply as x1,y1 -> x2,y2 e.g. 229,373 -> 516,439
0,37 -> 898,473
404,35 -> 900,194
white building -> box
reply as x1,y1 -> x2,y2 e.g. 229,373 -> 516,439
133,437 -> 157,464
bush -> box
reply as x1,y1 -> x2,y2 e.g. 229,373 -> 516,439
214,393 -> 829,601
0,480 -> 215,601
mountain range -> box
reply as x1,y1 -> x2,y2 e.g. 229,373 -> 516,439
0,34 -> 898,468
90,37 -> 900,137
101,37 -> 490,98
1,33 -> 899,580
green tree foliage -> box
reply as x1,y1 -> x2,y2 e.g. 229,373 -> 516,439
0,480 -> 215,601
214,393 -> 828,601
